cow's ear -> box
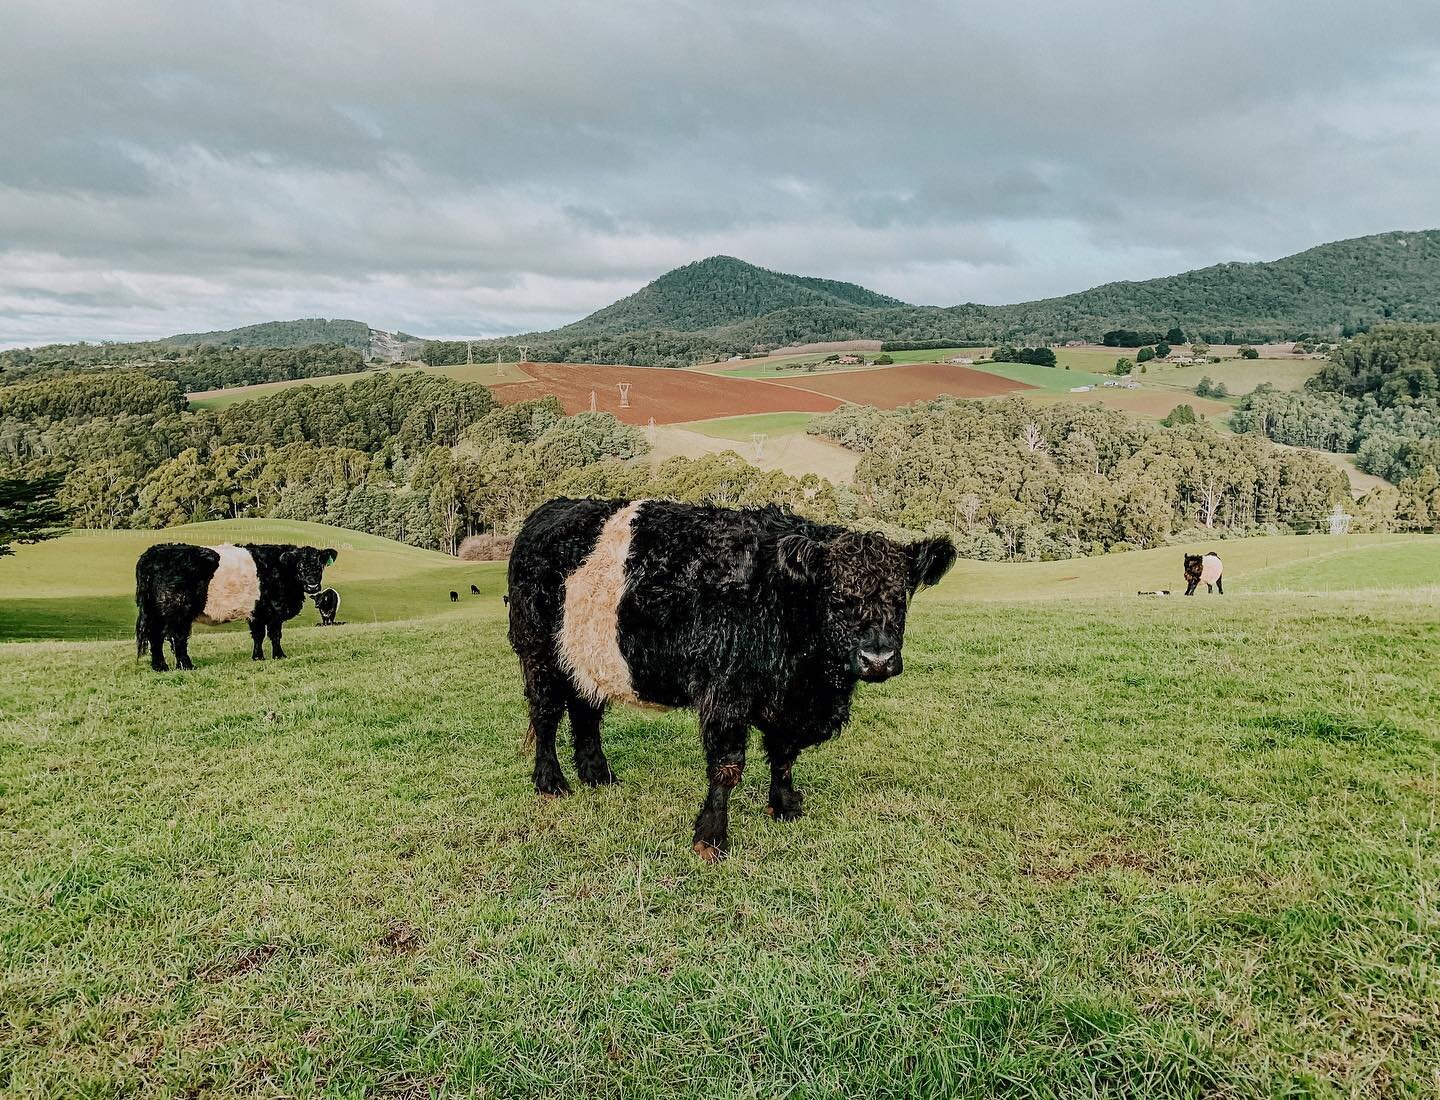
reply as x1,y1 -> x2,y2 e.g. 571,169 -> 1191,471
908,536 -> 957,591
776,533 -> 825,584
323,548 -> 338,566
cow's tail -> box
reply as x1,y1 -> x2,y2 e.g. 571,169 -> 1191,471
135,581 -> 148,658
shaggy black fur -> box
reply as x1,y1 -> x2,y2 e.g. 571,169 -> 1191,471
507,498 -> 956,861
1183,553 -> 1223,596
313,587 -> 341,626
135,543 -> 336,670
450,590 -> 459,602
471,584 -> 481,595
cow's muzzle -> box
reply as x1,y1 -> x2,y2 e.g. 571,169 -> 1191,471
854,648 -> 901,682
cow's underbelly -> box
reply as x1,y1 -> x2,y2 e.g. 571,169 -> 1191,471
1200,555 -> 1223,584
196,544 -> 259,625
556,501 -> 650,706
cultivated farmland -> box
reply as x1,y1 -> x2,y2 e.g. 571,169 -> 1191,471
489,362 -> 842,424
766,361 -> 1034,408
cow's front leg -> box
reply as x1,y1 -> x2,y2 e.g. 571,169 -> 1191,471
267,618 -> 286,659
765,749 -> 804,821
693,711 -> 748,862
249,618 -> 267,660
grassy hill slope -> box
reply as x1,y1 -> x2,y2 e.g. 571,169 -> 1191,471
0,520 -> 504,642
3,582 -> 1436,1095
4,524 -> 1435,643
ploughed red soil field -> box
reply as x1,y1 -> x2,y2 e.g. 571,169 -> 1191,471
765,362 -> 1035,408
489,362 -> 842,424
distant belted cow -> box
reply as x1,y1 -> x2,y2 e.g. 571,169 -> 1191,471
1183,553 -> 1224,595
507,498 -> 956,861
135,543 -> 336,670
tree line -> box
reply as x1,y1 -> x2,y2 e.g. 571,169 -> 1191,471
1231,325 -> 1440,483
808,396 -> 1354,559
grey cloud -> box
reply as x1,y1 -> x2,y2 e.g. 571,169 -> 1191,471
2,0 -> 1440,345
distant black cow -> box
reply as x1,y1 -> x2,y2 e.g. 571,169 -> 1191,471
1183,553 -> 1224,595
471,584 -> 481,595
450,590 -> 459,602
135,543 -> 337,670
507,498 -> 956,861
313,587 -> 341,625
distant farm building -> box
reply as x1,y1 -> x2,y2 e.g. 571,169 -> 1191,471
1070,385 -> 1092,392
1102,378 -> 1140,389
947,356 -> 975,365
836,354 -> 862,365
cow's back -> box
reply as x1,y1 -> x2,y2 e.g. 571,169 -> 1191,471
1201,554 -> 1223,585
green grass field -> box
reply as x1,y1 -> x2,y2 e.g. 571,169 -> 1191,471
966,361 -> 1113,392
3,522 -> 1438,1096
1140,358 -> 1322,396
0,520 -> 504,642
679,411 -> 819,441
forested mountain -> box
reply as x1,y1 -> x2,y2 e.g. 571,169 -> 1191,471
158,317 -> 373,352
558,255 -> 905,335
420,230 -> 1440,367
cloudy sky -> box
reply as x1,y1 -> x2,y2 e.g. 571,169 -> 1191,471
3,0 -> 1439,347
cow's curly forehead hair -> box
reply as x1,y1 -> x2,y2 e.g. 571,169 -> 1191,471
823,531 -> 908,595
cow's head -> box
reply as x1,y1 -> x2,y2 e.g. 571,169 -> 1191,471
1183,554 -> 1203,578
284,546 -> 338,595
778,530 -> 956,682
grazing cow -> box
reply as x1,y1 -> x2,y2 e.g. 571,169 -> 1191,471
450,590 -> 459,602
1183,553 -> 1224,595
136,543 -> 336,670
313,587 -> 341,626
507,498 -> 956,861
471,584 -> 481,595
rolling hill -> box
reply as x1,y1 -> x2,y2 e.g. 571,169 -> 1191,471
418,229 -> 1440,366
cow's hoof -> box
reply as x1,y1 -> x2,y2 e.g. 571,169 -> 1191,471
536,778 -> 573,799
764,804 -> 803,822
252,654 -> 265,661
272,652 -> 287,660
578,766 -> 619,787
692,839 -> 726,863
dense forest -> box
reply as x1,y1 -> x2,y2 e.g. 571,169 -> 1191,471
1231,325 -> 1440,482
0,343 -> 370,393
418,230 -> 1440,367
804,397 -> 1375,558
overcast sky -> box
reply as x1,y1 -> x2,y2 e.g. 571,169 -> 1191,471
3,0 -> 1439,347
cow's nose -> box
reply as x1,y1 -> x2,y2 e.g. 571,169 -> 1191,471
859,648 -> 900,679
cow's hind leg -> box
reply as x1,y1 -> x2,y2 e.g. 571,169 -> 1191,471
569,696 -> 616,786
267,618 -> 286,659
171,623 -> 196,671
693,703 -> 749,862
524,662 -> 572,797
249,619 -> 267,660
1215,577 -> 1223,595
147,616 -> 170,671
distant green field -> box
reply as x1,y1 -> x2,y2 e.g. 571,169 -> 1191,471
966,360 -> 1113,391
187,361 -> 530,409
680,411 -> 818,440
3,534 -> 1437,1094
1142,358 -> 1322,395
0,520 -> 505,642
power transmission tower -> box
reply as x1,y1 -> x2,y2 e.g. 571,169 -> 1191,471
517,344 -> 530,363
466,341 -> 473,365
589,390 -> 597,413
752,433 -> 767,460
646,416 -> 656,444
618,382 -> 631,408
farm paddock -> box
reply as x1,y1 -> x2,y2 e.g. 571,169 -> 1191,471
488,362 -> 841,424
766,361 -> 1035,408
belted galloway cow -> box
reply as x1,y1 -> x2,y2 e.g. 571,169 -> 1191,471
507,498 -> 956,861
136,543 -> 336,670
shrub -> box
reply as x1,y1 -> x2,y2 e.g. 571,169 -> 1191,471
458,532 -> 515,560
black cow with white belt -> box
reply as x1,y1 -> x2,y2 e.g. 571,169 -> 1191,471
135,542 -> 337,670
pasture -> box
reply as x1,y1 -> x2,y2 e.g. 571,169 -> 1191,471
2,523 -> 1438,1097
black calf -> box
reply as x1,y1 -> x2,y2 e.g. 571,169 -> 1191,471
471,584 -> 481,595
450,590 -> 459,602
